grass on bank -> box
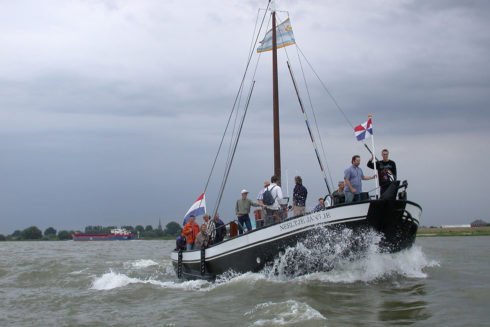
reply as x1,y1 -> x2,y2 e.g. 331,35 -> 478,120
417,226 -> 490,237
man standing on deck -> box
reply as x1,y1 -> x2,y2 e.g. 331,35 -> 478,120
183,215 -> 200,251
264,175 -> 285,224
202,214 -> 215,245
367,149 -> 397,195
213,213 -> 226,243
292,176 -> 308,216
236,190 -> 263,234
344,155 -> 376,203
256,180 -> 270,228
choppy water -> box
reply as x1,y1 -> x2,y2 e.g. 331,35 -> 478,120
0,236 -> 489,326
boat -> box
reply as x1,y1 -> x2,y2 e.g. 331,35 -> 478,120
72,228 -> 135,241
171,1 -> 421,280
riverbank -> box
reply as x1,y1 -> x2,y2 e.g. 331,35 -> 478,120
417,226 -> 490,237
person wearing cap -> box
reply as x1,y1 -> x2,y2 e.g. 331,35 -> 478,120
235,189 -> 263,234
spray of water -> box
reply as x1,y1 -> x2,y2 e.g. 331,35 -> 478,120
263,226 -> 383,279
90,228 -> 438,291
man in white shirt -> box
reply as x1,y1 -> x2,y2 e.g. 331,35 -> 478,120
264,175 -> 284,225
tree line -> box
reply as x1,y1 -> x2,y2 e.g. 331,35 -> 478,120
0,221 -> 182,241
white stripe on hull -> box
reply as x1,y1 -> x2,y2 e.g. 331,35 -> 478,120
171,202 -> 371,263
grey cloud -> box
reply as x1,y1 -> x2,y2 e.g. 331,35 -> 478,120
1,0 -> 489,233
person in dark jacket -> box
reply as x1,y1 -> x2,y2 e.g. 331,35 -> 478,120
175,230 -> 186,251
213,213 -> 226,244
332,181 -> 345,204
367,149 -> 397,195
292,176 -> 308,216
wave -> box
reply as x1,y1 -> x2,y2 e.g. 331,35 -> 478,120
91,228 -> 438,291
260,227 -> 439,282
90,270 -> 211,291
244,300 -> 326,326
296,244 -> 439,284
124,259 -> 159,269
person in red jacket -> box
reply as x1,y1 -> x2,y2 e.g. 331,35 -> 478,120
183,215 -> 200,251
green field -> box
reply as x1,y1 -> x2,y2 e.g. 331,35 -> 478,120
417,226 -> 490,237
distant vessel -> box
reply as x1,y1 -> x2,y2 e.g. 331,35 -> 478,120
72,228 -> 135,241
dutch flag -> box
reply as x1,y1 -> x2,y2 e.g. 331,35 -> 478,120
354,118 -> 373,141
182,193 -> 206,226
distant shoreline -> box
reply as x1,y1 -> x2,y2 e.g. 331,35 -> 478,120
417,226 -> 490,237
3,228 -> 490,241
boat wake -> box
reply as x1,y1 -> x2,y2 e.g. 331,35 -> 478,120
260,227 -> 439,282
263,226 -> 381,278
90,228 -> 437,291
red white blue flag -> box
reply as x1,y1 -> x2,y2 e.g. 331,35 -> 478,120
354,118 -> 373,141
183,193 -> 206,225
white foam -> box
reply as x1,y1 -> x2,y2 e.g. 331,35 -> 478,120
128,259 -> 159,269
91,270 -> 141,290
251,227 -> 439,284
297,245 -> 439,284
90,270 -> 211,291
244,300 -> 326,326
69,268 -> 88,275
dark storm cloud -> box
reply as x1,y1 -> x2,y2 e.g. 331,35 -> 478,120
0,0 -> 489,234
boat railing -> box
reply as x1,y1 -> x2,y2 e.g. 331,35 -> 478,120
187,183 -> 408,251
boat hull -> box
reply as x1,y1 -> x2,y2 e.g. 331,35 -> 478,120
171,199 -> 420,279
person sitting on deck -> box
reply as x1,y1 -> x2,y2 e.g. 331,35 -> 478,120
195,223 -> 210,250
313,198 -> 325,211
332,181 -> 346,205
183,215 -> 200,251
175,230 -> 186,251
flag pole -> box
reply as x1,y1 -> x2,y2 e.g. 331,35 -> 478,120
368,114 -> 380,199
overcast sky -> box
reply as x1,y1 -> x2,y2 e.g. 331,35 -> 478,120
1,0 -> 489,234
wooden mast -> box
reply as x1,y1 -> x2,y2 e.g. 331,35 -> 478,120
272,9 -> 281,183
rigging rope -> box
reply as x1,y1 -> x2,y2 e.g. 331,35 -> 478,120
294,46 -> 335,190
274,12 -> 334,193
296,46 -> 355,129
214,82 -> 256,217
210,4 -> 271,216
287,61 -> 332,194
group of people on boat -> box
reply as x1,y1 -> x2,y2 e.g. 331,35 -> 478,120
319,149 -> 397,205
175,149 -> 397,251
176,213 -> 226,251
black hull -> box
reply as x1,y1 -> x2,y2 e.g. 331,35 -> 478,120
171,199 -> 421,280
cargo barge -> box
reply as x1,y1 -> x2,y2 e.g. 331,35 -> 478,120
72,228 -> 135,241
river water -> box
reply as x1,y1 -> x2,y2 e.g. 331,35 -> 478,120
0,236 -> 488,326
